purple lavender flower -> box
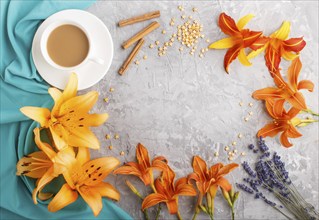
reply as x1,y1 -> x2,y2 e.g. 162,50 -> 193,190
239,139 -> 319,220
248,144 -> 255,150
264,199 -> 276,206
236,183 -> 254,194
243,178 -> 259,192
242,161 -> 257,178
258,137 -> 269,152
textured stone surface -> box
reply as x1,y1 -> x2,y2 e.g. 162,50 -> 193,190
86,1 -> 318,219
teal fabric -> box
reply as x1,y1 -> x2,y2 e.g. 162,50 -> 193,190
0,1 -> 132,219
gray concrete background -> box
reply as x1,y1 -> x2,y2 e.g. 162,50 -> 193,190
85,1 -> 318,219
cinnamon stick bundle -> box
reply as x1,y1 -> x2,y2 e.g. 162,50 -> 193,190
118,10 -> 160,27
118,38 -> 145,75
122,21 -> 160,49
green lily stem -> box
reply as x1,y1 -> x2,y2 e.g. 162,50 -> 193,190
143,209 -> 150,220
295,119 -> 318,127
155,204 -> 161,220
301,109 -> 319,117
231,206 -> 235,220
177,211 -> 183,220
206,193 -> 214,220
192,211 -> 198,220
125,181 -> 150,220
192,193 -> 203,220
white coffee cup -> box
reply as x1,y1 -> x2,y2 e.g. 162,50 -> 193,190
40,20 -> 104,71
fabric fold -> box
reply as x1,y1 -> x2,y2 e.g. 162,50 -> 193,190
0,0 -> 132,219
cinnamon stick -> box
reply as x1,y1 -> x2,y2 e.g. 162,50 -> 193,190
119,10 -> 160,27
118,38 -> 145,75
122,21 -> 160,49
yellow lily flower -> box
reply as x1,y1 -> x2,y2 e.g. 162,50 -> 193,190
209,13 -> 268,73
16,128 -> 76,204
48,148 -> 120,216
20,73 -> 108,150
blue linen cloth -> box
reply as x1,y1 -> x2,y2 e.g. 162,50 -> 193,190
0,1 -> 132,219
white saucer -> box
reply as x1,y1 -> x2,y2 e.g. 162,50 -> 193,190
32,9 -> 113,90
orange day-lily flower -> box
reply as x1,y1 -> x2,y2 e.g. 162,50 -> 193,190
113,143 -> 168,186
248,21 -> 306,76
188,156 -> 238,210
48,147 -> 120,216
209,12 -> 268,73
142,165 -> 196,215
20,73 -> 108,150
16,128 -> 76,204
252,57 -> 314,110
257,99 -> 302,147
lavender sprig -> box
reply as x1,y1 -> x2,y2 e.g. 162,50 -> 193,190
238,138 -> 319,220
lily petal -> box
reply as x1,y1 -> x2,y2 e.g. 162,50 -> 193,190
192,156 -> 208,182
247,44 -> 266,60
154,178 -> 166,195
265,99 -> 277,118
209,37 -> 237,49
280,132 -> 293,148
287,92 -> 307,110
287,57 -> 302,90
166,199 -> 178,214
49,125 -> 68,150
93,182 -> 120,201
257,123 -> 284,138
162,165 -> 176,184
32,167 -> 55,204
136,143 -> 151,169
209,184 -> 218,198
249,37 -> 269,51
282,51 -> 299,61
209,163 -> 223,177
20,107 -> 51,127
152,157 -> 168,171
265,45 -> 281,75
81,157 -> 120,186
273,99 -> 286,118
271,21 -> 290,40
236,14 -> 254,31
33,128 -> 56,159
113,165 -> 142,180
76,147 -> 91,166
61,73 -> 78,102
238,49 -> 252,66
224,45 -> 241,73
38,192 -> 53,201
217,163 -> 239,176
287,107 -> 301,119
216,177 -> 232,191
48,184 -> 78,213
16,151 -> 51,178
286,125 -> 302,138
175,183 -> 196,196
67,127 -> 100,149
59,91 -> 98,116
218,13 -> 240,36
48,88 -> 62,103
242,30 -> 263,47
297,80 -> 314,92
188,173 -> 200,183
78,185 -> 102,217
283,37 -> 306,52
142,193 -> 167,210
82,113 -> 109,127
252,87 -> 283,100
